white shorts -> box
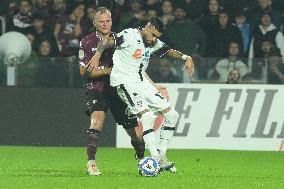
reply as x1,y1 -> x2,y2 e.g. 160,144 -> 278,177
116,82 -> 171,115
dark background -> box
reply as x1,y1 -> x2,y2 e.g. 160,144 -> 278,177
0,87 -> 116,146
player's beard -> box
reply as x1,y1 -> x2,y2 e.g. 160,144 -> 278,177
145,41 -> 154,48
142,37 -> 154,48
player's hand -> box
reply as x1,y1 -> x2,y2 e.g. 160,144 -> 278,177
103,67 -> 112,75
183,57 -> 194,77
96,37 -> 109,56
155,84 -> 169,101
87,54 -> 100,72
86,37 -> 110,72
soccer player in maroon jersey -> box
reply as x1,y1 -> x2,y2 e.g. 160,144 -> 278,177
87,16 -> 194,174
78,7 -> 145,176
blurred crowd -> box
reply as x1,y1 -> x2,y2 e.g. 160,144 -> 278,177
0,0 -> 284,86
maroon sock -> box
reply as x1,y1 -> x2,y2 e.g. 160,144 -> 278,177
86,129 -> 100,161
131,140 -> 145,159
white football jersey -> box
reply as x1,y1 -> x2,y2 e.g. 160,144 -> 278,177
110,28 -> 164,86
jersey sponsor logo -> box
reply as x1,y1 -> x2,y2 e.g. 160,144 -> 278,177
142,51 -> 150,62
132,49 -> 142,60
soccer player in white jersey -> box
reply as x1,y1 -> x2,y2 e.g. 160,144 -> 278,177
88,17 -> 194,173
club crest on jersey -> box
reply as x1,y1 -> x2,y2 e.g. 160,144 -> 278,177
79,50 -> 84,59
142,51 -> 150,62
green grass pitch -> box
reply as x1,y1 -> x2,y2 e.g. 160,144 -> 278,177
0,146 -> 283,189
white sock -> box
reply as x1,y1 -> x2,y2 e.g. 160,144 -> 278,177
159,131 -> 173,156
87,160 -> 96,165
158,109 -> 179,156
140,111 -> 159,157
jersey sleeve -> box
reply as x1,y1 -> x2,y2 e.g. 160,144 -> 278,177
78,37 -> 97,67
151,39 -> 170,57
152,39 -> 165,51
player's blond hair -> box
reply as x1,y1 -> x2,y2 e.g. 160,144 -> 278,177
94,7 -> 111,20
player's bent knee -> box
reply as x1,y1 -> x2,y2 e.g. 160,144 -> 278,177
140,111 -> 156,131
163,108 -> 179,126
125,128 -> 142,142
90,112 -> 105,130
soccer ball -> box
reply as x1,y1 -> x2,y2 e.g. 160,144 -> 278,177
138,157 -> 160,177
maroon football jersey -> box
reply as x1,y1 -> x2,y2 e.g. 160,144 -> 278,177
79,32 -> 114,92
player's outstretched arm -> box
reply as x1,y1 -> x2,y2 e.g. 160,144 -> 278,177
166,49 -> 194,77
89,36 -> 115,68
80,36 -> 115,78
80,66 -> 112,78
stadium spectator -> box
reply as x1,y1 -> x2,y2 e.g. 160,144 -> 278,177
54,1 -> 85,57
163,5 -> 206,79
248,12 -> 284,71
6,0 -> 18,17
31,0 -> 50,17
17,32 -> 38,86
206,10 -> 243,58
9,0 -> 33,34
267,49 -> 284,84
37,40 -> 66,86
35,40 -> 68,87
45,0 -> 67,31
164,5 -> 206,57
146,8 -> 158,19
26,32 -> 35,44
37,40 -> 54,57
184,0 -> 203,21
250,39 -> 278,80
85,5 -> 96,33
31,13 -> 59,56
198,0 -> 220,45
118,0 -> 146,30
160,0 -> 175,25
250,0 -> 282,30
145,0 -> 161,11
234,12 -> 251,56
151,58 -> 181,83
214,42 -> 248,83
218,0 -> 257,17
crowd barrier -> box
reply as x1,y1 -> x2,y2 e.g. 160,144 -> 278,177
1,56 -> 283,87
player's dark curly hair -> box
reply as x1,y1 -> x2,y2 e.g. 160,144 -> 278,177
148,17 -> 165,33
